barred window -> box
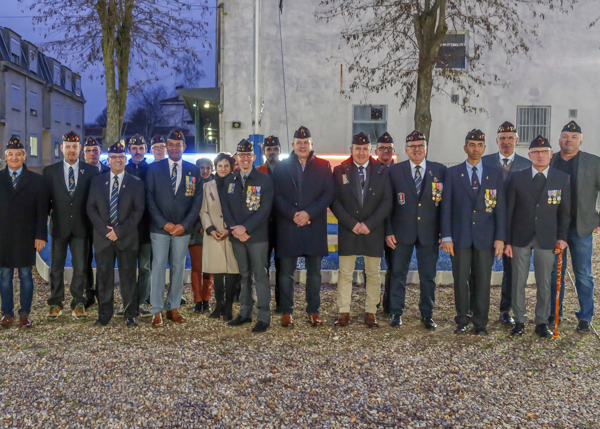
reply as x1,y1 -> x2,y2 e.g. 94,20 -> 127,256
352,105 -> 387,142
516,106 -> 551,144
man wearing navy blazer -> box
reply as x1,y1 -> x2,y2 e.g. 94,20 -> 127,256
145,129 -> 203,327
43,131 -> 98,321
441,129 -> 507,335
482,121 -> 531,325
504,136 -> 570,338
221,139 -> 274,333
386,130 -> 446,330
87,142 -> 145,327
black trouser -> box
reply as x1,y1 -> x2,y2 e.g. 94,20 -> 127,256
452,247 -> 494,327
85,239 -> 96,302
499,254 -> 512,313
279,256 -> 322,315
389,242 -> 438,318
96,244 -> 139,321
213,273 -> 238,315
48,235 -> 89,309
382,243 -> 393,313
267,221 -> 281,307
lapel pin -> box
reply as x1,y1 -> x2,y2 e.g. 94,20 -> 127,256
461,173 -> 464,177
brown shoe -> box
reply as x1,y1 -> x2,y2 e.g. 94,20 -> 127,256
151,312 -> 164,327
170,309 -> 186,323
365,313 -> 379,328
308,313 -> 323,327
281,314 -> 294,327
0,315 -> 14,329
71,303 -> 88,320
19,314 -> 32,329
333,313 -> 350,327
46,305 -> 62,320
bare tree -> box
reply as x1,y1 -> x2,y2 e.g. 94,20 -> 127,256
26,0 -> 211,147
176,53 -> 208,88
94,108 -> 108,128
318,0 -> 575,139
126,84 -> 169,138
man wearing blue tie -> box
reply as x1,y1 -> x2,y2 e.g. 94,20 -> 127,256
441,129 -> 507,335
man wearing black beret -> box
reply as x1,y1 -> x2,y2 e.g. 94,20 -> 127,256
441,129 -> 506,335
549,121 -> 600,333
505,136 -> 570,337
482,121 -> 531,325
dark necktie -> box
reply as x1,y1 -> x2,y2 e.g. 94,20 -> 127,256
11,171 -> 17,189
171,163 -> 177,194
68,166 -> 75,196
471,166 -> 479,193
502,158 -> 510,171
358,166 -> 365,188
414,165 -> 422,195
532,172 -> 546,200
110,175 -> 119,226
242,174 -> 248,186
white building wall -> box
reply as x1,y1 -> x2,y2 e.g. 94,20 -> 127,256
220,0 -> 600,163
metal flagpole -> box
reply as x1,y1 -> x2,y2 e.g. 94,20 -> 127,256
250,0 -> 264,166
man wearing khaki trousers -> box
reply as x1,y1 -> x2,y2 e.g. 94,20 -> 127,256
330,132 -> 392,327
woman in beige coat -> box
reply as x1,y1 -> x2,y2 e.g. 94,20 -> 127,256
200,153 -> 240,321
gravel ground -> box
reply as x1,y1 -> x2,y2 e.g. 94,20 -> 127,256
1,254 -> 599,428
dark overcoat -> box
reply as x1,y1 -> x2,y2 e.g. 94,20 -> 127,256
0,165 -> 48,267
125,158 -> 151,244
330,157 -> 392,257
272,151 -> 334,258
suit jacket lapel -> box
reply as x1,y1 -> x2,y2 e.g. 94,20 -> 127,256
346,162 -> 362,206
57,162 -> 71,197
403,162 -> 418,199
11,167 -> 30,195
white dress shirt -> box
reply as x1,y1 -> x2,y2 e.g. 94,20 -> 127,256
498,151 -> 516,166
409,159 -> 427,179
109,170 -> 126,198
531,166 -> 549,178
168,158 -> 183,191
63,159 -> 80,189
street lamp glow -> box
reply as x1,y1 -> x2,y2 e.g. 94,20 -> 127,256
204,102 -> 210,108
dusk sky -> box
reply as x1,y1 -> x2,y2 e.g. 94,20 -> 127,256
0,0 -> 217,123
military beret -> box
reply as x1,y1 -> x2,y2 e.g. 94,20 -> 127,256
352,132 -> 371,145
108,141 -> 126,154
63,131 -> 80,142
529,135 -> 551,149
167,129 -> 184,142
562,120 -> 581,133
497,121 -> 516,133
236,139 -> 253,153
84,137 -> 100,147
263,135 -> 280,147
128,133 -> 147,147
465,129 -> 485,142
6,135 -> 24,150
294,126 -> 311,139
377,132 -> 393,144
406,130 -> 426,143
150,135 -> 166,147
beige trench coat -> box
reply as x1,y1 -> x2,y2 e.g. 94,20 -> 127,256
200,180 -> 240,274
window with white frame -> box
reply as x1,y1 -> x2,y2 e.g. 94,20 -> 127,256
516,106 -> 551,144
30,135 -> 38,157
75,78 -> 81,96
29,91 -> 39,116
53,64 -> 61,86
352,105 -> 388,141
11,85 -> 22,111
53,101 -> 61,123
10,37 -> 20,65
435,31 -> 468,70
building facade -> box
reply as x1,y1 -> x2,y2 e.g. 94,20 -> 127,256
0,27 -> 85,172
217,1 -> 599,163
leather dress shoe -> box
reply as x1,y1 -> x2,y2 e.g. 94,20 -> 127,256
167,309 -> 186,323
535,323 -> 553,338
365,313 -> 379,328
252,321 -> 269,333
281,314 -> 294,327
308,313 -> 323,327
0,315 -> 14,329
511,322 -> 525,336
577,321 -> 590,333
126,317 -> 138,327
193,303 -> 203,313
333,313 -> 350,327
95,319 -> 109,327
19,314 -> 32,329
421,317 -> 437,330
454,324 -> 468,334
499,311 -> 515,325
472,326 -> 488,336
228,314 -> 252,326
151,312 -> 164,327
390,314 -> 402,327
202,301 -> 211,312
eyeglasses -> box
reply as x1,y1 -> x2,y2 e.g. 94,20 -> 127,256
152,145 -> 166,150
84,148 -> 100,153
237,153 -> 254,159
109,155 -> 127,160
498,137 -> 516,142
406,144 -> 426,150
529,150 -> 552,155
377,146 -> 394,152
